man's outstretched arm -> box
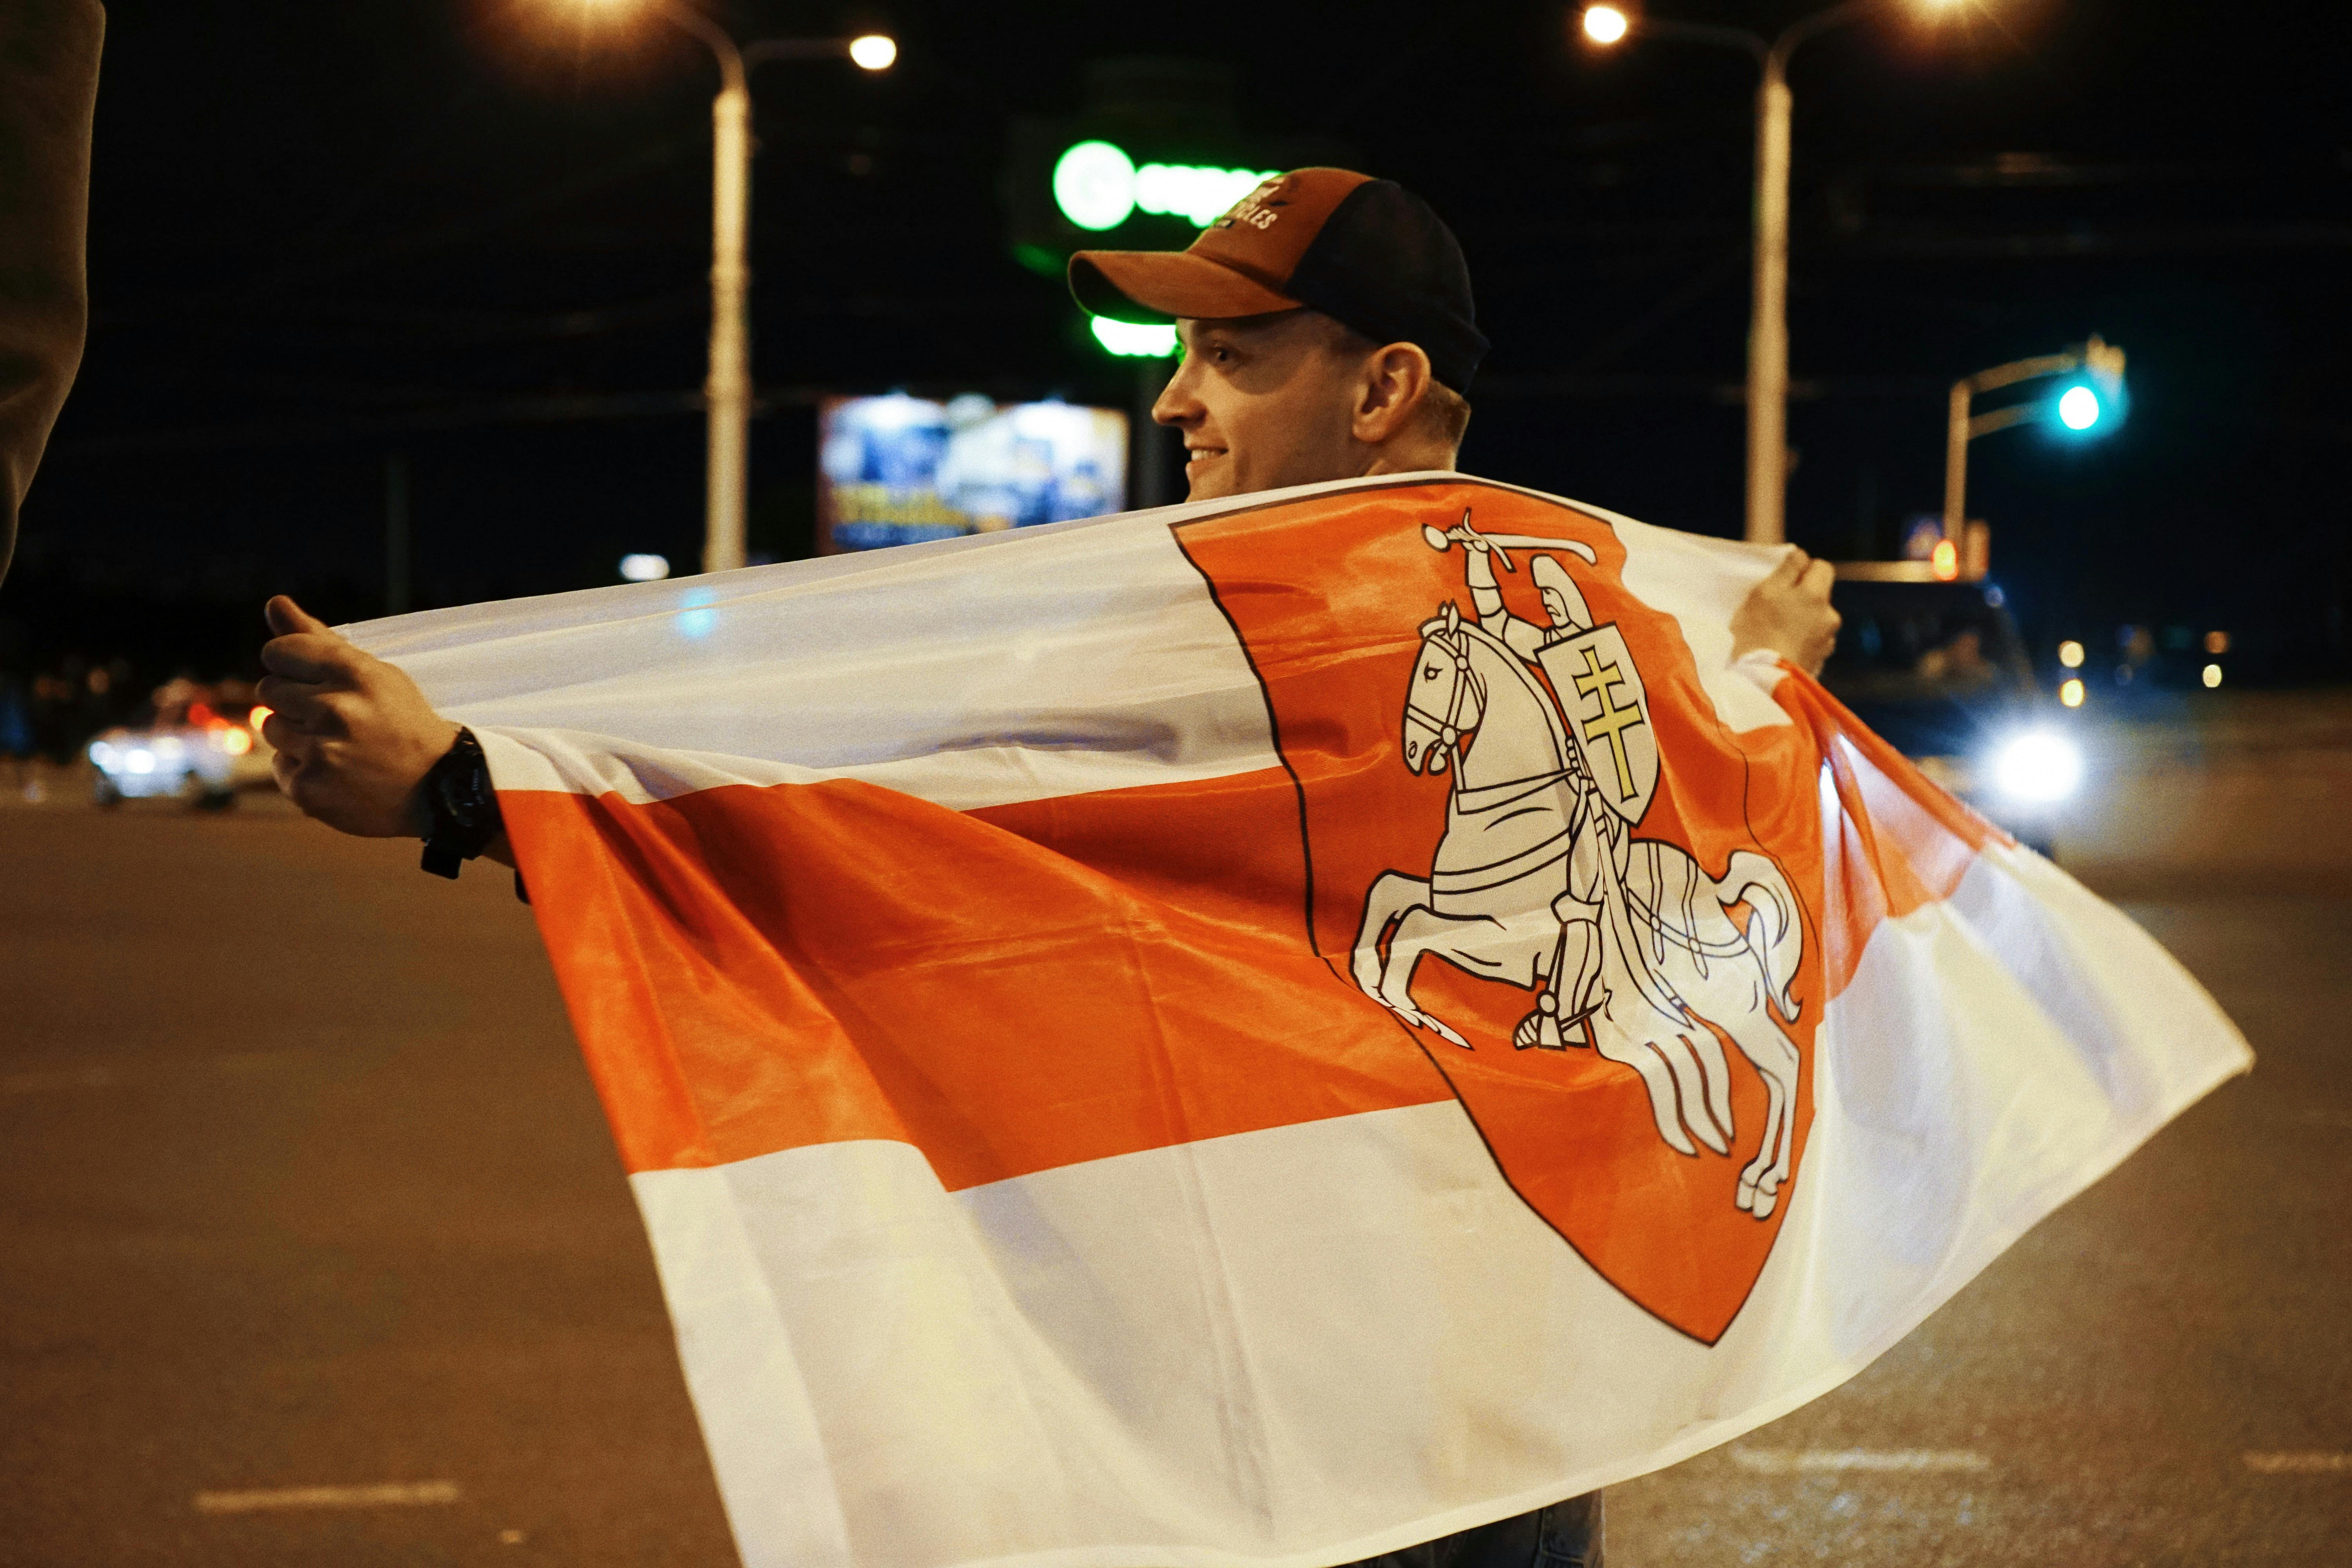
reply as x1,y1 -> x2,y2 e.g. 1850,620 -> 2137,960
258,595 -> 512,866
1730,547 -> 1840,678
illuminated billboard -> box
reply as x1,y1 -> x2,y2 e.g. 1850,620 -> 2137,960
818,393 -> 1129,552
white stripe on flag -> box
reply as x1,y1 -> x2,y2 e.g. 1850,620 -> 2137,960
360,474 -> 1800,810
367,502 -> 1279,810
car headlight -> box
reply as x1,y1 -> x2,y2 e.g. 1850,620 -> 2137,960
1991,731 -> 2083,804
125,748 -> 156,775
88,740 -> 116,769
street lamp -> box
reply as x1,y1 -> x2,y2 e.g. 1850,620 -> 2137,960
1579,0 -> 1944,545
1582,5 -> 1631,44
1943,334 -> 2126,537
577,1 -> 895,573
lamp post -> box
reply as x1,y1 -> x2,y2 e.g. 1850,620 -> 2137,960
1943,335 -> 2126,535
604,3 -> 895,573
1579,0 -> 1926,545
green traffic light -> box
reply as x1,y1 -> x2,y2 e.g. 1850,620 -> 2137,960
2057,384 -> 2101,431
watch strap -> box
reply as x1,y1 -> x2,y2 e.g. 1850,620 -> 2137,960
419,727 -> 501,879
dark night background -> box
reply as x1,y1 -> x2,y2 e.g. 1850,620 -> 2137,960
6,0 -> 2349,701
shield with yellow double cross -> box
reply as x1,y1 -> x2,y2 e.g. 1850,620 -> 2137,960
1538,623 -> 1659,827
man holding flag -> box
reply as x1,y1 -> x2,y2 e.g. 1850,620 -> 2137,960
252,170 -> 2243,1568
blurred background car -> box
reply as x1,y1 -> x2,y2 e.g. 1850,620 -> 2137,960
1819,577 -> 2084,857
85,677 -> 274,809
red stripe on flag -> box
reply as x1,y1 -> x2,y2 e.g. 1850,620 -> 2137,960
502,768 -> 1454,1180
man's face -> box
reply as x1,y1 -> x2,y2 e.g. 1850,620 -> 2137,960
1151,312 -> 1368,501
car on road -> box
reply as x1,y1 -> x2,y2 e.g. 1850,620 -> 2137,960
87,687 -> 274,809
1820,575 -> 2084,855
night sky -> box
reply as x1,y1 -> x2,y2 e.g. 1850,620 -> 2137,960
10,0 -> 2351,683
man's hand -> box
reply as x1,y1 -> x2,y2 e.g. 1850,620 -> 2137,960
1730,548 -> 1841,679
258,595 -> 457,837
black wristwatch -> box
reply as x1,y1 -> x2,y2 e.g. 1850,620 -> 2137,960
419,727 -> 502,879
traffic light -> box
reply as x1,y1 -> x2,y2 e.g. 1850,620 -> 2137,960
2056,333 -> 2128,436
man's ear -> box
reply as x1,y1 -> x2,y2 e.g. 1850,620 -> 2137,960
1352,342 -> 1435,446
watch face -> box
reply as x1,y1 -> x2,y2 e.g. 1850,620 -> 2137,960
435,739 -> 497,830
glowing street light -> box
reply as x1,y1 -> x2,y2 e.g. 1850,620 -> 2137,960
1577,0 -> 1961,544
568,1 -> 894,573
1582,5 -> 1631,44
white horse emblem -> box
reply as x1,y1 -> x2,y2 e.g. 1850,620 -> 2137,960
1353,516 -> 1808,1219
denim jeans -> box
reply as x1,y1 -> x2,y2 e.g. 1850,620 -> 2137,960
1334,1490 -> 1602,1568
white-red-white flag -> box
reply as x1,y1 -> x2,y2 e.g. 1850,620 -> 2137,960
356,474 -> 2248,1568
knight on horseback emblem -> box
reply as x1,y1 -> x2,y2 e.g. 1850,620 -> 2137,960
1353,512 -> 1809,1218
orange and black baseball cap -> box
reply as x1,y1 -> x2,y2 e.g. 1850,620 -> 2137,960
1067,167 -> 1490,394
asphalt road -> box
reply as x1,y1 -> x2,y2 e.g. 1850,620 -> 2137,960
2,704 -> 2347,1566
0,793 -> 736,1567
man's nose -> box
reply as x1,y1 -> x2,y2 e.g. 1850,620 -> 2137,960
1150,361 -> 1198,427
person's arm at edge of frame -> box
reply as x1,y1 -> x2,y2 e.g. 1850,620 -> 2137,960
0,0 -> 105,585
255,595 -> 517,871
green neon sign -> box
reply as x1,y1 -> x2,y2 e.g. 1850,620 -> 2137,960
1091,317 -> 1178,358
1051,140 -> 1278,231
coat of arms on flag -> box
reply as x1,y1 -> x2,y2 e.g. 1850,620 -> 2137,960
1175,486 -> 1817,1343
352,473 -> 2250,1568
